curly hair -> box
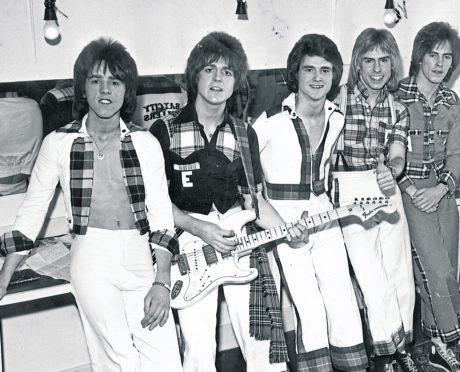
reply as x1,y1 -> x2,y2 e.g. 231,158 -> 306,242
73,37 -> 138,122
347,28 -> 402,92
286,34 -> 343,100
184,32 -> 248,103
409,22 -> 460,82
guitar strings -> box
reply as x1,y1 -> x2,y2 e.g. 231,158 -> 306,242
177,201 -> 387,260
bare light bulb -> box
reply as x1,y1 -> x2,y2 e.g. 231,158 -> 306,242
383,9 -> 398,27
43,20 -> 60,40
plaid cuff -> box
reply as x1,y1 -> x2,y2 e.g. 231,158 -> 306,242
398,173 -> 415,193
297,347 -> 332,372
439,170 -> 456,196
149,229 -> 179,255
373,325 -> 405,356
388,135 -> 408,148
422,319 -> 460,343
0,230 -> 34,256
238,182 -> 263,195
330,343 -> 368,371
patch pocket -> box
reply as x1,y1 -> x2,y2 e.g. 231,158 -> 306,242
436,129 -> 450,146
407,129 -> 422,152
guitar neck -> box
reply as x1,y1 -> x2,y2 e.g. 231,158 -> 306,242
235,205 -> 353,255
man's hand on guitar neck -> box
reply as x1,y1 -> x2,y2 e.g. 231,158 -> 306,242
285,211 -> 310,248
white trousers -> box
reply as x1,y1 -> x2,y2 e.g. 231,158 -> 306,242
177,209 -> 286,372
70,228 -> 182,372
269,194 -> 365,366
336,170 -> 415,354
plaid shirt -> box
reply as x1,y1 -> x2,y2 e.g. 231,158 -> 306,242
395,76 -> 460,194
335,81 -> 409,171
1,118 -> 178,258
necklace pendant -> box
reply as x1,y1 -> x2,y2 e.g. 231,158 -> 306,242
97,152 -> 104,160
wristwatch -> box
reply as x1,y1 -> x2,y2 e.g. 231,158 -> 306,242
439,180 -> 450,196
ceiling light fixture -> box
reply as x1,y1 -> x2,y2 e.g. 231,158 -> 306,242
43,0 -> 60,42
384,0 -> 407,28
235,0 -> 248,20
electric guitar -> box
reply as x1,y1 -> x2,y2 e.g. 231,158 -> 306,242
170,197 -> 393,309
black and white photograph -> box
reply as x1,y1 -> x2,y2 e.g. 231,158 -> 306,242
0,1 -> 459,371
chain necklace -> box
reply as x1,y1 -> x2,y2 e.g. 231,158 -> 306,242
91,133 -> 116,160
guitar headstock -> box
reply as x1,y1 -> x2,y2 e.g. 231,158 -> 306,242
350,196 -> 395,221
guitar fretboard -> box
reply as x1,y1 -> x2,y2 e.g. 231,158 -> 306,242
234,206 -> 347,253
234,198 -> 388,255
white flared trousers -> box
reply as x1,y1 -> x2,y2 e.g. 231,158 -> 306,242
70,227 -> 182,372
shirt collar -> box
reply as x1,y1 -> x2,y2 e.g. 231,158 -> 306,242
403,75 -> 457,106
281,92 -> 339,121
80,114 -> 130,137
176,103 -> 233,130
281,93 -> 297,117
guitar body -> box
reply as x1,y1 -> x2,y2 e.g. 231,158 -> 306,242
170,209 -> 259,309
170,196 -> 393,309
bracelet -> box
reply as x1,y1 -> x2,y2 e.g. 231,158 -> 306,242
152,281 -> 171,293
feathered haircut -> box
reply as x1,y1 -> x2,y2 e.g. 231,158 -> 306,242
287,33 -> 343,100
347,28 -> 402,92
409,22 -> 460,82
73,37 -> 138,123
184,32 -> 248,103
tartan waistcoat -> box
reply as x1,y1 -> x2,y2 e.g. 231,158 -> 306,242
59,121 -> 150,236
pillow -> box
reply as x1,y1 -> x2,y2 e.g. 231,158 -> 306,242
0,97 -> 43,196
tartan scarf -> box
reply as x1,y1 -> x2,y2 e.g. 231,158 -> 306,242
65,122 -> 149,235
249,243 -> 289,364
232,117 -> 288,364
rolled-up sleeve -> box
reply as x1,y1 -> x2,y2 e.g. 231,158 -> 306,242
388,102 -> 409,148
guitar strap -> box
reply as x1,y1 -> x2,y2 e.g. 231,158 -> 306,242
231,116 -> 260,219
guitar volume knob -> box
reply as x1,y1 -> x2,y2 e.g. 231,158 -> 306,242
171,280 -> 183,300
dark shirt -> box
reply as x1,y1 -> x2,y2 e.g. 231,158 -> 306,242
150,104 -> 263,215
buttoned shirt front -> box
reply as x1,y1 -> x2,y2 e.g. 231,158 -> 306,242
336,81 -> 409,171
396,76 -> 460,194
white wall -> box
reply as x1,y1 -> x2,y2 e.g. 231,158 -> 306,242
1,0 -> 460,92
0,0 -> 335,82
333,0 -> 460,91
